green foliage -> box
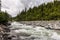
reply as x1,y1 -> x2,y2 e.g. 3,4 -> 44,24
15,1 -> 60,21
0,11 -> 10,24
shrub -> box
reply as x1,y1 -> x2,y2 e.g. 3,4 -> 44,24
0,11 -> 10,24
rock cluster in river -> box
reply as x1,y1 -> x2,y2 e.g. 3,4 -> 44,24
20,21 -> 60,30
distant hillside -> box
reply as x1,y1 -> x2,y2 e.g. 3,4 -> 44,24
15,1 -> 60,21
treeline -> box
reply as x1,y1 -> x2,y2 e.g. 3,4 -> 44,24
13,1 -> 60,21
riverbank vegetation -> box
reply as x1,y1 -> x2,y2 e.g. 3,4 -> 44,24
14,1 -> 60,21
0,11 -> 11,25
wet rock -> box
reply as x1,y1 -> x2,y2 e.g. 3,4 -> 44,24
20,21 -> 60,30
0,22 -> 11,40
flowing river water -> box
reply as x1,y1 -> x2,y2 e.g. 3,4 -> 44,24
1,0 -> 59,40
9,22 -> 60,40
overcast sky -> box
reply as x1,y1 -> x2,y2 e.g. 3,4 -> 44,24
1,0 -> 54,17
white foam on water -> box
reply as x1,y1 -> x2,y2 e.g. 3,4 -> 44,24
10,22 -> 60,40
51,32 -> 60,40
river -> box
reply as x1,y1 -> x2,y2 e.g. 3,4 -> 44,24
9,22 -> 60,40
2,0 -> 59,40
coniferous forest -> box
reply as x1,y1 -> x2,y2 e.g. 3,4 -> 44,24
14,1 -> 60,21
0,1 -> 60,22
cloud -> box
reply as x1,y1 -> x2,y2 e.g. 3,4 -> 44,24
1,0 -> 54,17
1,0 -> 25,17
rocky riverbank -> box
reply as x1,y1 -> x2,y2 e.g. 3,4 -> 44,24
0,22 -> 11,40
20,21 -> 60,30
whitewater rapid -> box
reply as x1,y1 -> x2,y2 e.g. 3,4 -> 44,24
1,0 -> 54,17
9,22 -> 60,40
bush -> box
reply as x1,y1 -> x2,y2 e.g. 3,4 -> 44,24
0,11 -> 10,24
